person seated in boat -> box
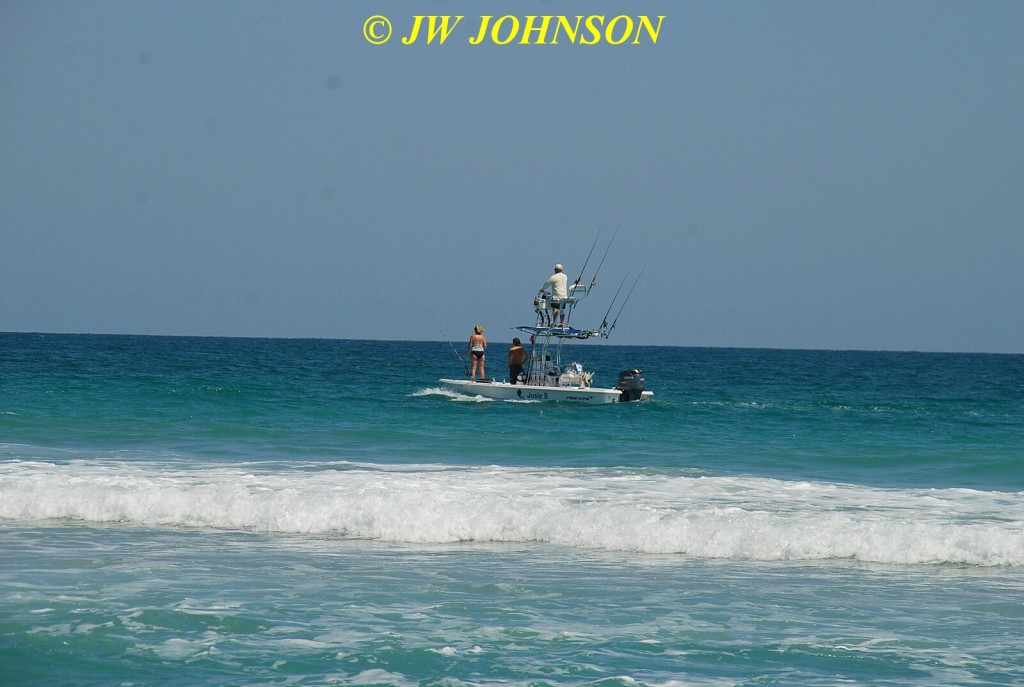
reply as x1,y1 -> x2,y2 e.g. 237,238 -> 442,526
468,324 -> 487,382
539,263 -> 569,327
507,337 -> 530,385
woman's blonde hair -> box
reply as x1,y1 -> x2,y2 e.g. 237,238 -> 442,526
474,324 -> 484,334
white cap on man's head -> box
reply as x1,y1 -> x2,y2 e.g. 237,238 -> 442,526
554,264 -> 563,271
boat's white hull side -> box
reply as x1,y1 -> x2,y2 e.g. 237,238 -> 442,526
439,378 -> 652,404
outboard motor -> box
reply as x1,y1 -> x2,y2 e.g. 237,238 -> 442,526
616,369 -> 645,402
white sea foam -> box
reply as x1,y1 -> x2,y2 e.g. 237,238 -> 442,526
2,460 -> 1022,567
412,387 -> 494,402
153,637 -> 211,660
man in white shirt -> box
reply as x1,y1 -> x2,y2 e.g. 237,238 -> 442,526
540,264 -> 569,327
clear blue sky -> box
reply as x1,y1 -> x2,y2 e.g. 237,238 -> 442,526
2,1 -> 1021,353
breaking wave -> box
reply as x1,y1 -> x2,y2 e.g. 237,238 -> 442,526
2,459 -> 1021,567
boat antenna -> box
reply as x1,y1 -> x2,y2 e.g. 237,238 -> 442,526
574,228 -> 602,287
439,326 -> 470,377
609,266 -> 646,333
589,224 -> 620,289
600,272 -> 630,331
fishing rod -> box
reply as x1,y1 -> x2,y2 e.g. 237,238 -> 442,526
589,224 -> 620,289
599,272 -> 630,331
608,266 -> 646,333
574,228 -> 602,288
439,326 -> 471,377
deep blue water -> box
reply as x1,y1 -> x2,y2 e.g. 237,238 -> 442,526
2,332 -> 1022,686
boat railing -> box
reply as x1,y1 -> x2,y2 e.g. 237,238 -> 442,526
534,288 -> 589,328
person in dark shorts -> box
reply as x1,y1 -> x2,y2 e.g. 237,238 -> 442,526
507,337 -> 530,385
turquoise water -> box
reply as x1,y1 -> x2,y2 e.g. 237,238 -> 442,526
2,333 -> 1022,686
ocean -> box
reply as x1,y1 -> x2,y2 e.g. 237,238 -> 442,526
1,332 -> 1022,686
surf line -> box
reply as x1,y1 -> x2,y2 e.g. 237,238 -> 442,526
400,15 -> 665,46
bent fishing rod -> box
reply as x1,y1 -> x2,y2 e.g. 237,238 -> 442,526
439,326 -> 471,377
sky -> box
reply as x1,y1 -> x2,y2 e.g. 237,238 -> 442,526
1,0 -> 1022,353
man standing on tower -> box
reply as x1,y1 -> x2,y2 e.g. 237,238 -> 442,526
539,264 -> 569,327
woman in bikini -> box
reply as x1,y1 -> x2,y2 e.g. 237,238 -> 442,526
468,324 -> 487,382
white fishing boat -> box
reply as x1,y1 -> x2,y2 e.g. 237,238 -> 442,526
441,246 -> 653,404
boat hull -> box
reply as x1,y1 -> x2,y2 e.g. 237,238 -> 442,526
439,378 -> 653,404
